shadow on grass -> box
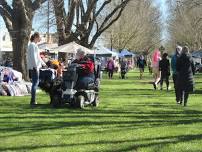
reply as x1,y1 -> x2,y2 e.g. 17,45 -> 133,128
191,89 -> 202,95
1,133 -> 202,151
1,105 -> 202,140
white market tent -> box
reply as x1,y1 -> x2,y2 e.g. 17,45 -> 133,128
0,47 -> 12,52
38,42 -> 58,53
95,47 -> 112,57
95,47 -> 119,58
52,41 -> 93,54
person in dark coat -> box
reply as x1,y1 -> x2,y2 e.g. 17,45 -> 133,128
159,53 -> 170,90
176,46 -> 195,106
171,45 -> 182,103
137,55 -> 146,79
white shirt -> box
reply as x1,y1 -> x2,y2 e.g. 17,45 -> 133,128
27,42 -> 46,70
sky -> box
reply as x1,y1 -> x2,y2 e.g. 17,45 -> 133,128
153,0 -> 169,43
0,0 -> 169,40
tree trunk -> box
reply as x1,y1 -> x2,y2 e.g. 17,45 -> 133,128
11,28 -> 31,80
11,9 -> 33,80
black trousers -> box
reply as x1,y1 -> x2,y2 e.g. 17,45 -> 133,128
108,70 -> 114,78
178,89 -> 189,104
160,74 -> 169,89
173,74 -> 189,104
121,69 -> 126,79
173,74 -> 180,101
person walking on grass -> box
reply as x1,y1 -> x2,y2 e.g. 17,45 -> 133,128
171,45 -> 182,103
152,49 -> 161,90
159,53 -> 170,91
120,58 -> 128,79
176,46 -> 195,106
27,32 -> 46,106
137,55 -> 146,79
107,58 -> 115,79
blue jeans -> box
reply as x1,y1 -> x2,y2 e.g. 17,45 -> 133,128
30,68 -> 39,103
76,74 -> 95,90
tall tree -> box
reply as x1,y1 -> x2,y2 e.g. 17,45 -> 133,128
167,0 -> 202,51
0,0 -> 46,79
103,0 -> 161,54
52,0 -> 131,48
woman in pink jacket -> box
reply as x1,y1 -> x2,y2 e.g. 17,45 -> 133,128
152,49 -> 161,90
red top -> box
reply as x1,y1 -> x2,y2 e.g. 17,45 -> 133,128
73,57 -> 94,75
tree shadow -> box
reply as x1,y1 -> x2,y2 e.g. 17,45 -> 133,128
1,133 -> 202,151
191,90 -> 202,95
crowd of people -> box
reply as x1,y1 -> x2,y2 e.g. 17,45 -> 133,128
1,31 -> 197,107
103,44 -> 196,107
105,57 -> 133,79
27,32 -> 99,106
149,45 -> 195,106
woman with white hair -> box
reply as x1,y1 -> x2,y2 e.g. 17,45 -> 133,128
171,45 -> 182,103
176,46 -> 195,106
72,48 -> 95,89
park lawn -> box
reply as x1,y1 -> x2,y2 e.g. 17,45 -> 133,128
0,70 -> 202,152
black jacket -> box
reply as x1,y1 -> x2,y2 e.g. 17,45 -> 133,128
159,58 -> 170,76
137,59 -> 146,69
176,53 -> 195,92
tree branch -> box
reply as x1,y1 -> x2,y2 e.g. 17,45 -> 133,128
0,0 -> 13,21
32,0 -> 47,11
66,0 -> 77,32
95,0 -> 111,17
99,0 -> 131,32
90,0 -> 131,47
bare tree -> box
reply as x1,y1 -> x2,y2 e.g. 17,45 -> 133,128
34,0 -> 56,36
0,0 -> 46,79
103,0 -> 161,54
52,0 -> 132,48
168,0 -> 202,51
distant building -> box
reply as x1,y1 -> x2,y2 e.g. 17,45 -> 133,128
0,30 -> 58,63
0,30 -> 12,64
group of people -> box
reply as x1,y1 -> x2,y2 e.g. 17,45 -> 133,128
106,58 -> 130,79
172,45 -> 195,106
150,45 -> 195,106
27,32 -> 96,106
27,31 -> 195,107
151,49 -> 170,91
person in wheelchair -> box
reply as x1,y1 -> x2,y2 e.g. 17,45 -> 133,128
72,48 -> 95,90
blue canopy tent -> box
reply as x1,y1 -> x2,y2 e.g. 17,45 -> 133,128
192,50 -> 202,58
119,49 -> 135,58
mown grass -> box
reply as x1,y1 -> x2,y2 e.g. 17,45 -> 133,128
0,70 -> 202,152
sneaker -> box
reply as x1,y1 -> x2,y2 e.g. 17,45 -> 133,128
30,101 -> 38,105
177,101 -> 182,104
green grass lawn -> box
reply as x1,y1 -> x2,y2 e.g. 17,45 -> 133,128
1,70 -> 202,152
